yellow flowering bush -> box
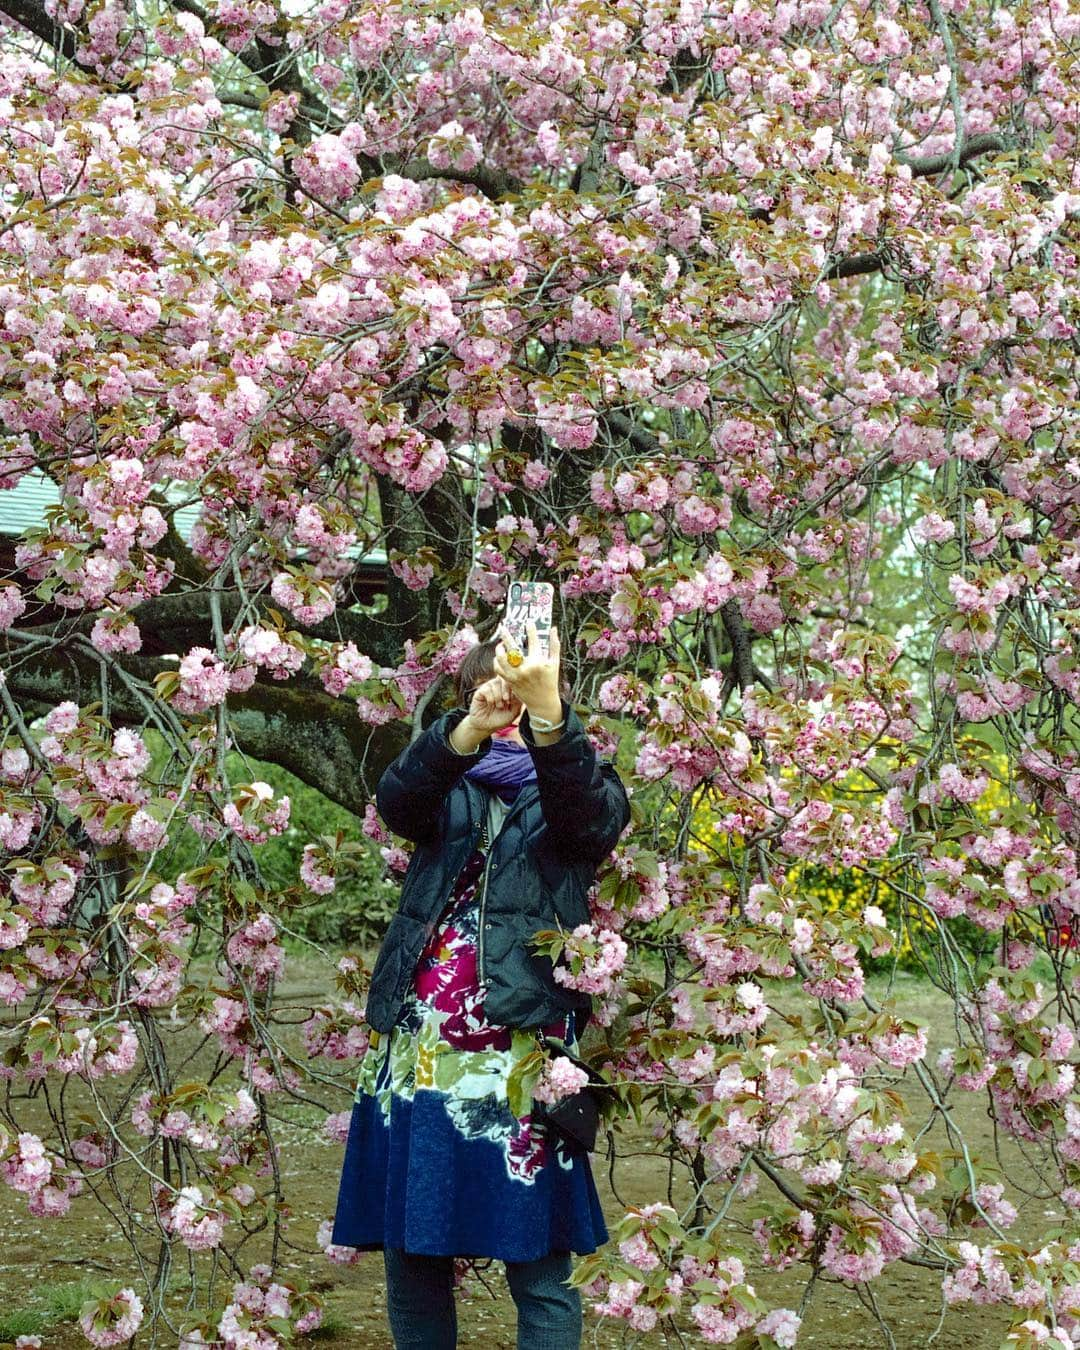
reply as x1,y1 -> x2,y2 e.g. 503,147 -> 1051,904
671,748 -> 1021,972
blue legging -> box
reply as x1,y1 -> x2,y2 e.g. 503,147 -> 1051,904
383,1247 -> 582,1349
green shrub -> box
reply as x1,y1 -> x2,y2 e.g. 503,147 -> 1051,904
144,732 -> 398,946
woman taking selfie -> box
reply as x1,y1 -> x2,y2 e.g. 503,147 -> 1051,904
331,622 -> 630,1349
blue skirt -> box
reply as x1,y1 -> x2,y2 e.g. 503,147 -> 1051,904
330,1047 -> 609,1260
331,849 -> 608,1261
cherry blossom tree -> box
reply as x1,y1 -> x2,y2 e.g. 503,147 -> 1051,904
1,0 -> 1080,1341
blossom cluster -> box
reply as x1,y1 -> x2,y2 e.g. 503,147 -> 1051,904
179,1264 -> 322,1346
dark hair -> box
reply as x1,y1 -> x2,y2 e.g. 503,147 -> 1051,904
452,639 -> 573,708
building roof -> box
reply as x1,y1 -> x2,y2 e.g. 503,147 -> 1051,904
0,471 -> 385,563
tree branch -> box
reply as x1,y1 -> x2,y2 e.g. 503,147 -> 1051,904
826,251 -> 889,281
0,0 -> 79,60
389,156 -> 522,200
603,411 -> 665,459
1,643 -> 406,815
818,136 -> 1011,282
19,589 -> 399,665
169,0 -> 330,148
896,131 -> 1007,178
720,598 -> 756,692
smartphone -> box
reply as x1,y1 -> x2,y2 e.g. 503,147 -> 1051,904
502,580 -> 555,657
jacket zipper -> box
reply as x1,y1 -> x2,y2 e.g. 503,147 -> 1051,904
477,838 -> 495,992
473,789 -> 529,996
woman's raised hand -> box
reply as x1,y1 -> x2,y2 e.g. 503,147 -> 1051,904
493,622 -> 563,725
466,675 -> 522,737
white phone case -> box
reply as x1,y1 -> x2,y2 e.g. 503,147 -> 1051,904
503,581 -> 554,656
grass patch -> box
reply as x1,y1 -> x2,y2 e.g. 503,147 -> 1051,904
39,1277 -> 123,1321
0,1277 -> 123,1340
0,1276 -> 359,1345
19,1273 -> 199,1323
0,1306 -> 50,1339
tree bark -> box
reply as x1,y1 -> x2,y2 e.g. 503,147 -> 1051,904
1,643 -> 407,815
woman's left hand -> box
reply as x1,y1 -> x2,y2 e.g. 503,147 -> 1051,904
493,621 -> 563,724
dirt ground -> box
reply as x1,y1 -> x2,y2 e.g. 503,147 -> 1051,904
0,960 -> 1045,1348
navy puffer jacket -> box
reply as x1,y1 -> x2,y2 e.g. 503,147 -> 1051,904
365,699 -> 630,1035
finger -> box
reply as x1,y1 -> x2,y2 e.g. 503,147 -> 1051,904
526,619 -> 538,655
476,676 -> 500,709
501,623 -> 527,659
549,625 -> 560,660
495,629 -> 526,676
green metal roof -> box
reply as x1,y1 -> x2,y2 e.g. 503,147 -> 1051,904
0,471 -> 386,562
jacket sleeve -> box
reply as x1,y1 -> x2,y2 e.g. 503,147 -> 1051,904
375,708 -> 490,845
519,700 -> 630,865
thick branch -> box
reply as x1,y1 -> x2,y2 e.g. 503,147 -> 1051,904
0,0 -> 79,60
603,411 -> 665,459
169,0 -> 330,147
0,0 -> 529,208
390,156 -> 522,200
1,644 -> 406,815
132,591 -> 396,658
571,122 -> 608,196
661,46 -> 711,96
225,678 -> 405,814
0,0 -> 333,148
19,590 -> 399,665
154,520 -> 211,589
375,477 -> 459,642
897,131 -> 1007,178
818,136 -> 1011,282
826,251 -> 888,281
720,599 -> 755,692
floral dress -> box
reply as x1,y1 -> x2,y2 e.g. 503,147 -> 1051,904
331,818 -> 609,1262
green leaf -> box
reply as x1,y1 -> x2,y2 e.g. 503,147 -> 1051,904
153,670 -> 181,701
506,1050 -> 545,1118
635,852 -> 660,879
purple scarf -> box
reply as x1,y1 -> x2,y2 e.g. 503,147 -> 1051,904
465,738 -> 537,803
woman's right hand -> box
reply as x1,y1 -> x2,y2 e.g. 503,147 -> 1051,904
450,676 -> 522,753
